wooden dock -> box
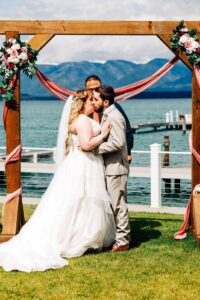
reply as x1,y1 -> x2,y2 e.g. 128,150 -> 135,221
132,121 -> 191,133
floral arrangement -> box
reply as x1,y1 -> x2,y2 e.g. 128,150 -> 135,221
0,38 -> 38,101
170,20 -> 200,66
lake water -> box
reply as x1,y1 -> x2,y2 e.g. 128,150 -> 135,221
0,98 -> 192,206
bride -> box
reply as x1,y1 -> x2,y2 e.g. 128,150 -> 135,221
0,90 -> 116,272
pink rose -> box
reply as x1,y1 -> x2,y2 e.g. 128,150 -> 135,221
11,49 -> 18,57
179,34 -> 189,45
21,47 -> 27,53
183,38 -> 199,54
184,37 -> 195,48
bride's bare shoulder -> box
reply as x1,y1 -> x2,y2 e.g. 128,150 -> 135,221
76,114 -> 91,126
77,114 -> 91,122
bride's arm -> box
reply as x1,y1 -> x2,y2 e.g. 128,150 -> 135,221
75,115 -> 107,151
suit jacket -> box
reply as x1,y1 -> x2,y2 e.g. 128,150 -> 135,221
95,104 -> 129,176
88,102 -> 134,155
114,102 -> 134,155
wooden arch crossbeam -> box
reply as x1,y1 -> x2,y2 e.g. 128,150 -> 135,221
0,20 -> 200,245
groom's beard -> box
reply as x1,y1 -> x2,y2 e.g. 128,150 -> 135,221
93,106 -> 104,113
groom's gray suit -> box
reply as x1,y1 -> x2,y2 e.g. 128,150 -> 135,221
96,104 -> 131,247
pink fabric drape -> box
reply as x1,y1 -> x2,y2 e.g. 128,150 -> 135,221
36,70 -> 70,102
36,57 -> 200,101
174,195 -> 192,240
36,56 -> 179,102
174,143 -> 200,240
115,56 -> 179,101
2,140 -> 22,223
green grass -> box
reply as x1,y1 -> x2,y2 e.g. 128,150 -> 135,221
0,205 -> 199,300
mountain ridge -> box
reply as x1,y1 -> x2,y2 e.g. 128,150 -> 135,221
20,58 -> 192,99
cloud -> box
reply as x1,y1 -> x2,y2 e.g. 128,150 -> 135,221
0,0 -> 199,64
1,0 -> 198,20
37,35 -> 174,65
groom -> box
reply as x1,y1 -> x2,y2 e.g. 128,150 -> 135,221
85,75 -> 134,164
93,85 -> 131,252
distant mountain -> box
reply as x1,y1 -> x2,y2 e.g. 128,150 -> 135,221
20,58 -> 192,99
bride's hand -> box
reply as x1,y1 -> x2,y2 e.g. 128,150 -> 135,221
101,120 -> 111,139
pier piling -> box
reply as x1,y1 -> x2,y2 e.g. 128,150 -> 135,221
162,135 -> 171,194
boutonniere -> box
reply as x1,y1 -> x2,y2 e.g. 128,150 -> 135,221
102,113 -> 108,122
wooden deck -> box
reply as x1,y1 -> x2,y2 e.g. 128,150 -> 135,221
132,121 -> 191,133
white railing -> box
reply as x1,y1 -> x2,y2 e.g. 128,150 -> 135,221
0,145 -> 192,209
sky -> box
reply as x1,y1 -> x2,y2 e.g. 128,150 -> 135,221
0,0 -> 199,65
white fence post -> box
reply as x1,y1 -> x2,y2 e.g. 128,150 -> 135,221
53,149 -> 56,162
165,112 -> 170,123
150,143 -> 161,208
169,110 -> 173,122
33,153 -> 38,164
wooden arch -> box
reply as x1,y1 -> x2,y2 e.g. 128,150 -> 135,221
0,20 -> 200,244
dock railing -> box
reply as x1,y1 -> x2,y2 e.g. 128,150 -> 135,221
0,146 -> 191,211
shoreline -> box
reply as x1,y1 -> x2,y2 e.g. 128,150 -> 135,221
20,91 -> 192,101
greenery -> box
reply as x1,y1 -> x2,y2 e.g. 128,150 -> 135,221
0,205 -> 199,300
170,20 -> 200,66
0,38 -> 38,102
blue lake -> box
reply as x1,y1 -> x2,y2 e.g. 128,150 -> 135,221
0,98 -> 192,206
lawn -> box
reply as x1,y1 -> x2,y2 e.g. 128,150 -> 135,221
0,205 -> 199,300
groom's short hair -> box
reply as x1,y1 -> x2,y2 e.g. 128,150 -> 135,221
95,85 -> 115,105
85,75 -> 102,86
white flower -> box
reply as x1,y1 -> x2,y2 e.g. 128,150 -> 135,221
6,48 -> 13,55
11,43 -> 20,50
18,52 -> 28,61
192,41 -> 199,49
8,38 -> 16,44
7,56 -> 13,63
7,56 -> 19,64
180,27 -> 189,32
178,34 -> 189,45
185,48 -> 193,54
184,37 -> 199,54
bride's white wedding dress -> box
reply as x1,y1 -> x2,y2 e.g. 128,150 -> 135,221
0,119 -> 116,272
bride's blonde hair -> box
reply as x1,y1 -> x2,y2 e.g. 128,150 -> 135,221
65,89 -> 92,156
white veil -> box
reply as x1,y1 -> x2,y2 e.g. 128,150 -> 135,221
55,95 -> 73,168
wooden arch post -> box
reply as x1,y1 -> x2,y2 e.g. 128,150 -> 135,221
0,31 -> 24,242
0,32 -> 54,243
0,21 -> 199,244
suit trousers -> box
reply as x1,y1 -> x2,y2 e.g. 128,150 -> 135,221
105,174 -> 131,246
